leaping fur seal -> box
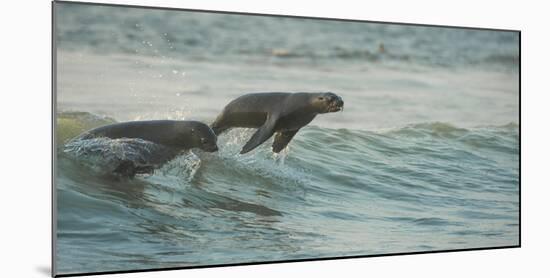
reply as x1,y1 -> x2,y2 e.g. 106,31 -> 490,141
75,120 -> 218,176
210,92 -> 344,154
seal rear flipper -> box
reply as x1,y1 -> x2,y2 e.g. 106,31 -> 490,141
272,129 -> 299,153
240,115 -> 277,154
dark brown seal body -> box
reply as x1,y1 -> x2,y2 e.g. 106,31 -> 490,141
211,92 -> 344,154
80,120 -> 218,151
77,120 -> 218,176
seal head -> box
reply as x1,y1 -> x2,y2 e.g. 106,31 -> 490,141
309,92 -> 345,113
180,121 -> 219,152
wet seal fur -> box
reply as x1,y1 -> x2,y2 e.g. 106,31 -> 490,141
211,92 -> 344,154
76,120 -> 218,176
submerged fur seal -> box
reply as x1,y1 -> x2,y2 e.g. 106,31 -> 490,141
211,92 -> 344,154
76,120 -> 218,176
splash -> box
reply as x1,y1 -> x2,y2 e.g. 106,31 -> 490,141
271,146 -> 290,166
63,137 -> 179,177
155,151 -> 202,183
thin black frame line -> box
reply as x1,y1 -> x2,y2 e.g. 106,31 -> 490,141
53,0 -> 520,33
54,245 -> 520,278
518,31 -> 522,247
52,2 -> 57,277
51,0 -> 522,277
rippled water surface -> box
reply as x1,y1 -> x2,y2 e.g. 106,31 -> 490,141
54,2 -> 519,275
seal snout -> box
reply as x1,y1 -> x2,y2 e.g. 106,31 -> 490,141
326,93 -> 344,112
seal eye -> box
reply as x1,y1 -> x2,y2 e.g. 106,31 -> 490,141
317,97 -> 325,101
200,137 -> 207,144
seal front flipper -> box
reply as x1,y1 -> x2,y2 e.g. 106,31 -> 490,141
240,114 -> 277,154
113,160 -> 155,178
272,129 -> 299,153
113,160 -> 138,178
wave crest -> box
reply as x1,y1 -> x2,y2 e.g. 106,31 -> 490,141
57,111 -> 116,145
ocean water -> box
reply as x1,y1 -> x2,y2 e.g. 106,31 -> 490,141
54,2 -> 520,275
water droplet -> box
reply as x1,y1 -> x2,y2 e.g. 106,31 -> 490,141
172,70 -> 178,74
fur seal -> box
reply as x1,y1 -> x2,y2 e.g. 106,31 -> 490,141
211,92 -> 344,154
76,120 -> 218,176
